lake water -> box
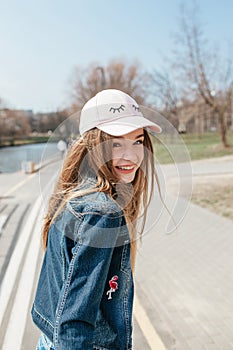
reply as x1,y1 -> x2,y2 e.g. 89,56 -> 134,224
0,143 -> 59,173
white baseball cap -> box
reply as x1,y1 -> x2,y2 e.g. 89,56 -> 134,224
79,89 -> 162,136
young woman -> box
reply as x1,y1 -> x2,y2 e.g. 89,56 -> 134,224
31,89 -> 161,350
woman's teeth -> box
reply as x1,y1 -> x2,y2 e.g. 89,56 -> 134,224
117,165 -> 134,170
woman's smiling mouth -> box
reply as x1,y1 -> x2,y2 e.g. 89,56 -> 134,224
115,164 -> 136,174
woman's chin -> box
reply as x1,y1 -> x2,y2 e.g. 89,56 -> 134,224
118,173 -> 136,184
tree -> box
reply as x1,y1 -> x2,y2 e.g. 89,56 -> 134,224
148,70 -> 180,130
33,110 -> 70,133
0,109 -> 31,142
69,58 -> 149,112
172,2 -> 233,147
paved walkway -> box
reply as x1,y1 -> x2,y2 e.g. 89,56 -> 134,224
0,161 -> 60,350
135,155 -> 233,349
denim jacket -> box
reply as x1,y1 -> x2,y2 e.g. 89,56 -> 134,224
31,178 -> 134,350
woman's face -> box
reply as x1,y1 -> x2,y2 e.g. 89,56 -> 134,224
111,128 -> 144,183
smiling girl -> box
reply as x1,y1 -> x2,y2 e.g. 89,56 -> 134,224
31,89 -> 161,350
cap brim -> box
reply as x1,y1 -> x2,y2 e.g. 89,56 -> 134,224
97,116 -> 162,136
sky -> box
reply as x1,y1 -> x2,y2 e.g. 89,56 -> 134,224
0,0 -> 232,113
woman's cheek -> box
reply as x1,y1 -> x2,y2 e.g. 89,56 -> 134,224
138,146 -> 144,165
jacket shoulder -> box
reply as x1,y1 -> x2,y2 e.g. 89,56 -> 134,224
68,190 -> 123,218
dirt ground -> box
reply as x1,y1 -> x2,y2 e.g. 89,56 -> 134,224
165,155 -> 233,221
191,173 -> 233,220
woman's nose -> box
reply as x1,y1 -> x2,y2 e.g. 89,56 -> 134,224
121,147 -> 138,162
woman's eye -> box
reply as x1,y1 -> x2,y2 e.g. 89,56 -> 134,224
134,139 -> 144,145
112,142 -> 121,148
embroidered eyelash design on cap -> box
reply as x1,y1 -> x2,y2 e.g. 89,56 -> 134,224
132,104 -> 140,112
109,105 -> 125,113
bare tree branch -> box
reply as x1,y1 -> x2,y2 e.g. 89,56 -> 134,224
172,1 -> 233,146
69,58 -> 149,113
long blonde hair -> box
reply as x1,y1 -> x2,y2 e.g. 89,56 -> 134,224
42,128 -> 158,270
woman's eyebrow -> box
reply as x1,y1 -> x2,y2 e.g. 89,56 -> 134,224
135,134 -> 145,139
113,134 -> 144,140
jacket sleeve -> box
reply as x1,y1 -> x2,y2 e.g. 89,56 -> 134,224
54,209 -> 122,350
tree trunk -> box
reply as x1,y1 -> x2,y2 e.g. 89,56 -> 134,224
218,113 -> 229,148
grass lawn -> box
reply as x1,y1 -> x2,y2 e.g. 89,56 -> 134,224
153,131 -> 233,163
0,135 -> 50,146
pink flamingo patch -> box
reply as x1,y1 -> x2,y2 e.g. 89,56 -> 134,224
106,276 -> 118,300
